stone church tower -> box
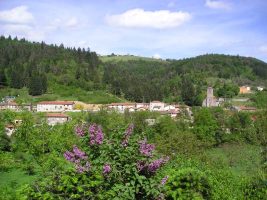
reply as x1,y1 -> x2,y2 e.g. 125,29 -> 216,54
202,87 -> 219,107
206,87 -> 213,107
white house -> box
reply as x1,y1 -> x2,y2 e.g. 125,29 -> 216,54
164,105 -> 176,111
0,102 -> 32,111
149,101 -> 165,111
136,103 -> 149,109
7,102 -> 19,111
46,113 -> 70,126
37,101 -> 74,112
257,86 -> 264,91
107,103 -> 136,113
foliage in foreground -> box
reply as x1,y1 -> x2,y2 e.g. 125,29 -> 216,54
22,124 -> 169,199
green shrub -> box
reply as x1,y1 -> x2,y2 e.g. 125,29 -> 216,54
164,168 -> 212,200
21,123 -> 169,199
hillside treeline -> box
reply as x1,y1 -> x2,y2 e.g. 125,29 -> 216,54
1,36 -> 267,104
0,36 -> 101,95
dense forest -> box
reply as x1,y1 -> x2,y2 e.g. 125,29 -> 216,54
1,36 -> 267,105
0,36 -> 101,96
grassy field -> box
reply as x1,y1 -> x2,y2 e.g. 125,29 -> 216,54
201,143 -> 263,177
0,84 -> 125,104
100,55 -> 168,63
0,169 -> 36,200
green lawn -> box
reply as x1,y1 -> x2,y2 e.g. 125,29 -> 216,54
100,55 -> 167,63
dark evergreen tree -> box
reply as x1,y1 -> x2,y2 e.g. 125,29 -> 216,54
181,76 -> 196,106
28,74 -> 47,96
0,70 -> 7,86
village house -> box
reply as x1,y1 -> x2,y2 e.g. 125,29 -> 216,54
0,102 -> 32,111
149,101 -> 165,111
46,113 -> 70,126
2,96 -> 16,103
107,103 -> 136,113
136,103 -> 149,109
0,101 -> 19,111
159,110 -> 179,118
202,87 -> 220,107
107,101 -> 192,119
37,101 -> 74,112
257,86 -> 264,91
164,104 -> 176,111
239,86 -> 251,94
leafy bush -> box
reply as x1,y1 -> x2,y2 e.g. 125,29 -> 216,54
164,168 -> 212,200
22,123 -> 169,199
0,152 -> 16,172
244,178 -> 267,200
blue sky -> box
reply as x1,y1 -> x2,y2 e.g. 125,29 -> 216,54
0,0 -> 267,61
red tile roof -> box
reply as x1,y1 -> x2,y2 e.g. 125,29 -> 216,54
46,113 -> 69,118
7,102 -> 18,106
38,101 -> 74,105
239,106 -> 257,111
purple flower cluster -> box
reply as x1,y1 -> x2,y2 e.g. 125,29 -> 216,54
76,161 -> 90,173
161,176 -> 169,185
64,146 -> 90,173
75,124 -> 85,137
73,146 -> 88,160
136,156 -> 169,174
89,124 -> 104,145
148,159 -> 164,173
122,124 -> 134,147
103,164 -> 112,175
139,139 -> 155,157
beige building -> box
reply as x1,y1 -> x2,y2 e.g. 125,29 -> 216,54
149,101 -> 165,111
37,101 -> 74,112
46,113 -> 70,126
239,86 -> 251,94
107,103 -> 136,113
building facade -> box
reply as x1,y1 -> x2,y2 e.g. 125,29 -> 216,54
202,87 -> 220,107
46,113 -> 70,126
239,86 -> 251,94
37,101 -> 74,112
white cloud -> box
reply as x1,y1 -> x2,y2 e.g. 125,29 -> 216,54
0,6 -> 34,24
205,0 -> 231,10
106,8 -> 191,29
152,53 -> 161,59
47,17 -> 79,30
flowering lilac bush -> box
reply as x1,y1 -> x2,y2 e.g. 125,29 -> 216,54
24,123 -> 170,199
139,138 -> 155,157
